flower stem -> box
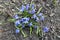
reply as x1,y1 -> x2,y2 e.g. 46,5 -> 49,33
30,27 -> 32,35
36,27 -> 39,35
15,26 -> 27,37
36,7 -> 42,14
36,27 -> 42,36
20,28 -> 27,37
52,0 -> 56,6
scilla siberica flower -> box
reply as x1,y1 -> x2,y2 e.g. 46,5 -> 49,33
28,9 -> 36,14
40,16 -> 44,21
14,14 -> 19,19
20,5 -> 25,12
43,27 -> 49,33
31,9 -> 36,14
31,4 -> 35,9
15,29 -> 20,33
28,22 -> 32,27
35,17 -> 39,22
32,14 -> 37,19
38,13 -> 43,16
15,20 -> 20,26
26,4 -> 30,10
21,17 -> 30,23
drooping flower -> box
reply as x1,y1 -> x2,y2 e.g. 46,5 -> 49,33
26,4 -> 30,10
40,16 -> 45,21
23,21 -> 28,23
28,9 -> 35,14
20,5 -> 25,12
35,17 -> 39,22
15,29 -> 20,33
32,14 -> 37,19
23,17 -> 30,21
21,17 -> 30,23
28,22 -> 33,27
31,4 -> 35,9
43,27 -> 49,33
13,14 -> 19,19
32,14 -> 39,21
31,9 -> 36,14
15,20 -> 20,26
26,17 -> 30,21
38,13 -> 43,16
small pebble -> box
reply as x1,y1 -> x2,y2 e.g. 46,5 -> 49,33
46,4 -> 50,7
50,13 -> 55,17
57,35 -> 60,38
0,5 -> 3,7
12,9 -> 15,11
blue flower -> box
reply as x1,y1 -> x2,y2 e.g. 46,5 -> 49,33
31,4 -> 35,9
40,16 -> 44,21
26,17 -> 30,21
13,14 -> 19,19
15,29 -> 20,33
31,9 -> 35,14
20,5 -> 25,12
28,22 -> 32,27
26,4 -> 30,10
28,9 -> 35,14
36,17 -> 39,22
43,27 -> 49,33
15,20 -> 20,26
23,21 -> 28,23
38,13 -> 43,16
32,14 -> 39,21
32,14 -> 37,19
21,17 -> 30,23
23,17 -> 30,21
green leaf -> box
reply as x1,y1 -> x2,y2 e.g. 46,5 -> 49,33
30,27 -> 33,35
30,19 -> 38,25
8,18 -> 16,22
15,26 -> 27,37
36,7 -> 42,14
52,0 -> 56,6
22,10 -> 32,17
36,27 -> 42,36
20,27 -> 27,37
36,27 -> 39,35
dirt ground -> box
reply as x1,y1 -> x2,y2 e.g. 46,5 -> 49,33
0,0 -> 60,40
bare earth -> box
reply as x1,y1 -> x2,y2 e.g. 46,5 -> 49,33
0,0 -> 60,40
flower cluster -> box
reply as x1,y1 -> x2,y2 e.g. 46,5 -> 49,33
10,3 -> 49,37
14,4 -> 38,28
43,26 -> 49,33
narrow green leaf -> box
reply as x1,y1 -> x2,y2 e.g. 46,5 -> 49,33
52,0 -> 56,6
8,18 -> 16,22
30,27 -> 33,35
36,7 -> 42,14
36,27 -> 39,35
20,27 -> 27,37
